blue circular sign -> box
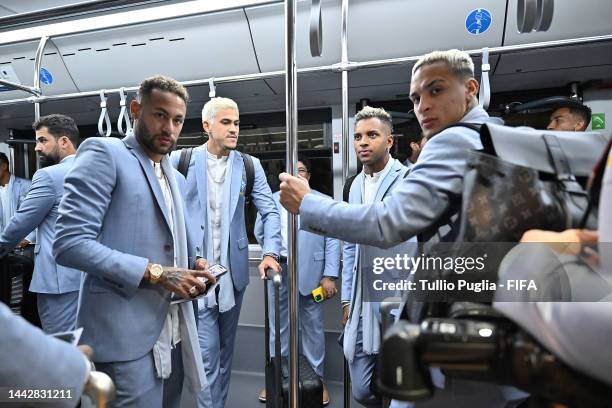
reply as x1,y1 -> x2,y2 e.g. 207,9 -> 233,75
465,8 -> 492,35
39,67 -> 53,85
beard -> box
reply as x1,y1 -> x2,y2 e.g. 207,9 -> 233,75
38,148 -> 60,168
136,120 -> 176,156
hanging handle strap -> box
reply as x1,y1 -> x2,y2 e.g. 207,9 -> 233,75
208,77 -> 216,98
98,90 -> 112,137
117,87 -> 133,137
478,47 -> 491,110
309,0 -> 323,57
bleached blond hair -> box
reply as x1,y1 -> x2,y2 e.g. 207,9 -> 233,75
201,97 -> 239,123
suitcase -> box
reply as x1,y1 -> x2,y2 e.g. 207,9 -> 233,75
0,250 -> 40,327
264,269 -> 323,408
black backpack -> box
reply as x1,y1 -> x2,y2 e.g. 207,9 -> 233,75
342,174 -> 358,202
177,147 -> 255,204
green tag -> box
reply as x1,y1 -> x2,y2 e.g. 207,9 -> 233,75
592,113 -> 605,130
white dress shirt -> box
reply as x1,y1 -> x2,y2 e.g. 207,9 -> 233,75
206,150 -> 229,264
362,156 -> 395,205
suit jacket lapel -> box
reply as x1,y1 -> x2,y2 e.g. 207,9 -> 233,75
374,159 -> 400,202
348,173 -> 364,315
122,133 -> 172,234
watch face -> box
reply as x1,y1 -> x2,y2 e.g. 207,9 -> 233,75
151,264 -> 163,279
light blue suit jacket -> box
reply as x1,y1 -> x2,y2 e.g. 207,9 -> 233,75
53,133 -> 206,393
0,301 -> 88,408
0,156 -> 82,294
341,159 -> 415,361
0,175 -> 31,221
341,159 -> 412,305
170,146 -> 281,292
12,176 -> 37,243
300,106 -> 490,248
255,190 -> 340,295
4,176 -> 36,242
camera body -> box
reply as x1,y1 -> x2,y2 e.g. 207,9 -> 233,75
377,305 -> 612,407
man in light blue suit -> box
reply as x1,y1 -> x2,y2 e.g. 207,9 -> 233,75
279,48 -> 489,256
170,97 -> 281,408
0,301 -> 91,408
254,157 -> 341,405
0,114 -> 81,334
0,152 -> 34,247
279,50 -> 524,406
340,107 -> 414,408
54,76 -> 216,408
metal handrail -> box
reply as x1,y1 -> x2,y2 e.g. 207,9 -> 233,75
0,79 -> 40,96
0,34 -> 46,98
340,0 -> 349,184
284,1 -> 300,406
1,33 -> 612,109
33,36 -> 49,122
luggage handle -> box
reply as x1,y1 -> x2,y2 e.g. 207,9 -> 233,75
263,268 -> 281,361
264,270 -> 270,362
263,268 -> 283,407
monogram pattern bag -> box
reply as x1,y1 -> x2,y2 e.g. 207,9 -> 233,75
458,123 -> 610,243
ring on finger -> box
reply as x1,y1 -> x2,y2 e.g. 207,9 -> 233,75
189,286 -> 199,297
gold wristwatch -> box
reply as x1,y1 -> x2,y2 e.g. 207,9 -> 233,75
149,263 -> 164,283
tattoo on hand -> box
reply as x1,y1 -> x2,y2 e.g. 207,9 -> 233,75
161,268 -> 185,290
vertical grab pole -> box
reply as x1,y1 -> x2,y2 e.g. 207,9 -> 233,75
341,0 -> 349,184
341,2 -> 352,407
284,0 -> 299,407
33,36 -> 49,173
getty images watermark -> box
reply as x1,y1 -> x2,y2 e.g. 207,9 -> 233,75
363,241 -> 612,302
370,252 -> 537,294
357,241 -> 579,303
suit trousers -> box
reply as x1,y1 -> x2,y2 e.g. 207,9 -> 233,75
348,318 -> 380,408
36,291 -> 78,334
267,262 -> 325,377
96,344 -> 184,408
197,287 -> 245,408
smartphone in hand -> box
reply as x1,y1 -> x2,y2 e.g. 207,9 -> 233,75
170,264 -> 228,304
51,327 -> 84,346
